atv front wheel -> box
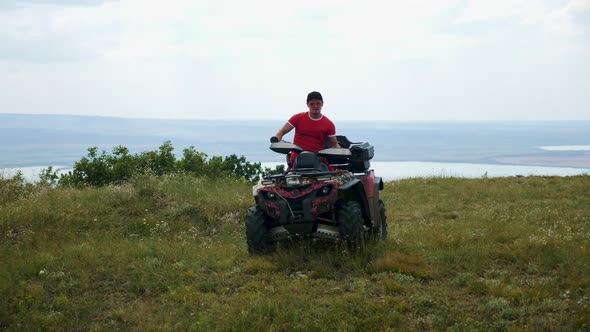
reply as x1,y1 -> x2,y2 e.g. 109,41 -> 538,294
338,201 -> 365,251
246,205 -> 273,255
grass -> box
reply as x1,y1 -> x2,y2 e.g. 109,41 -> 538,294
1,174 -> 589,330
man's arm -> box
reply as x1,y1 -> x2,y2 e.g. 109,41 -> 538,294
328,136 -> 340,148
274,123 -> 294,141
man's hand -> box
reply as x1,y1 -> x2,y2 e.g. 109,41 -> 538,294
270,136 -> 280,143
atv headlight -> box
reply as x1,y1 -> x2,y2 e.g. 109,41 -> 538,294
320,185 -> 331,195
286,176 -> 301,186
262,191 -> 276,200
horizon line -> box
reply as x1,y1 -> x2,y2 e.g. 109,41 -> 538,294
1,112 -> 590,123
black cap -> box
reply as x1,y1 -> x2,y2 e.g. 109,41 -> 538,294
306,91 -> 323,102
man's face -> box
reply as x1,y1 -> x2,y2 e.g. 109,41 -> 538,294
307,99 -> 323,115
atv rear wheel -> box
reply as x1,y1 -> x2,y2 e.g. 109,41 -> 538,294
246,205 -> 273,255
368,199 -> 388,242
379,199 -> 388,240
338,201 -> 365,251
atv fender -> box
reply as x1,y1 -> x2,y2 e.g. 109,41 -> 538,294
338,179 -> 371,227
360,172 -> 384,227
371,176 -> 385,229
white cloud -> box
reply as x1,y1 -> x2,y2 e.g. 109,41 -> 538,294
456,0 -> 538,23
0,0 -> 588,120
455,0 -> 590,36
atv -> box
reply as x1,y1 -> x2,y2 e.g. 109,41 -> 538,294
245,135 -> 387,254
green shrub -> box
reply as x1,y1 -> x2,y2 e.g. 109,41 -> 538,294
0,172 -> 35,206
57,141 -> 282,186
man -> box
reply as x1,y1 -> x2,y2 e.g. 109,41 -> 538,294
271,91 -> 340,169
272,91 -> 340,151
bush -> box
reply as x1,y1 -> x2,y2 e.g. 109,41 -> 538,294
57,141 -> 282,187
0,171 -> 35,205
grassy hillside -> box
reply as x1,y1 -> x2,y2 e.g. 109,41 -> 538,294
1,174 -> 589,330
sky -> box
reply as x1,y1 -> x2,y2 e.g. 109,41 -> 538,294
0,0 -> 589,121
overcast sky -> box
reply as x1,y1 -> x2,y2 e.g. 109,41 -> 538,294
0,0 -> 589,121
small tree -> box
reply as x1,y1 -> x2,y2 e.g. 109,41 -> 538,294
221,154 -> 263,183
38,166 -> 59,186
178,146 -> 208,174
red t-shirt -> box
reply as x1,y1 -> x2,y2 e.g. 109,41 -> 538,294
288,112 -> 336,152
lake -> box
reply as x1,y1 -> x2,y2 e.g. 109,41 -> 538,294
1,114 -> 589,180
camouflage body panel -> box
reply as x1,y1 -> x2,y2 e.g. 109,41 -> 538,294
257,181 -> 339,223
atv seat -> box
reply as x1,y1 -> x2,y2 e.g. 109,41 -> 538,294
291,151 -> 329,172
324,135 -> 360,149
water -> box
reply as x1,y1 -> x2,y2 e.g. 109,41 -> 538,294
260,162 -> 589,181
1,114 -> 589,180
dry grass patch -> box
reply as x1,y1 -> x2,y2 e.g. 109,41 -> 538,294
243,257 -> 279,273
372,251 -> 437,279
